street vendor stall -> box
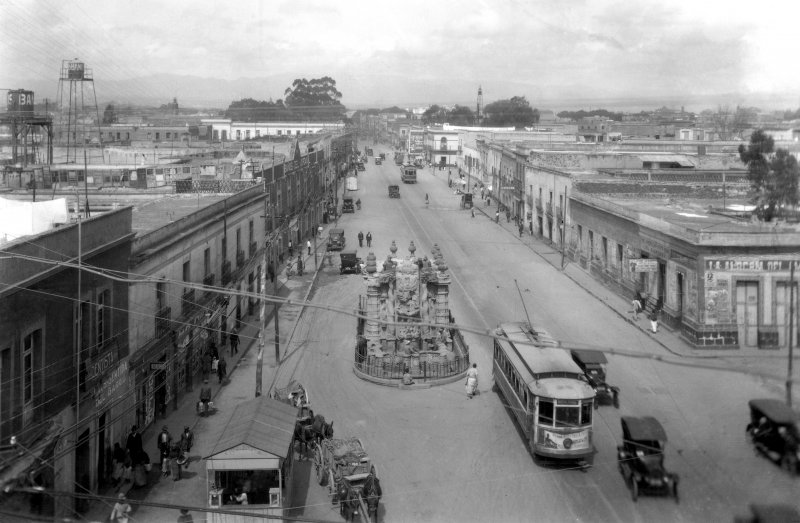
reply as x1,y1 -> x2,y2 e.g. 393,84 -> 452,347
205,397 -> 298,522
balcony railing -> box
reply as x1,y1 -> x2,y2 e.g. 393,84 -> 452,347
221,260 -> 232,285
236,250 -> 245,268
155,306 -> 172,338
181,289 -> 196,317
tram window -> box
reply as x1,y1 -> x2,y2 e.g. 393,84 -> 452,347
581,401 -> 593,425
555,406 -> 580,428
538,400 -> 553,425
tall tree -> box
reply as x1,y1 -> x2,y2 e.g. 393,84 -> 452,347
283,76 -> 345,120
449,105 -> 475,126
483,96 -> 540,127
102,104 -> 117,124
739,129 -> 800,221
422,104 -> 448,124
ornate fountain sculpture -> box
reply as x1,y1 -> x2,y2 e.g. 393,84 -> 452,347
356,240 -> 465,383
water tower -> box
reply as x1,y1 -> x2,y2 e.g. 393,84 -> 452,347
1,89 -> 54,166
55,59 -> 102,163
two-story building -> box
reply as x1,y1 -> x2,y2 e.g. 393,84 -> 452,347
423,127 -> 460,167
0,206 -> 134,516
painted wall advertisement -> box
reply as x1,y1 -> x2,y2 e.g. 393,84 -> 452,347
704,270 -> 732,324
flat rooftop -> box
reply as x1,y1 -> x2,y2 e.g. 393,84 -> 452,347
131,193 -> 228,235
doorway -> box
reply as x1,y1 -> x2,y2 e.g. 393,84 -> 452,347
736,281 -> 759,347
776,281 -> 798,347
676,272 -> 684,317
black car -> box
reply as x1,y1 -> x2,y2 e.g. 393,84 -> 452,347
571,349 -> 619,408
339,250 -> 361,274
747,399 -> 800,475
617,416 -> 679,502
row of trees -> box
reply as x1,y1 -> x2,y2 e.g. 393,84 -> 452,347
557,109 -> 623,121
420,96 -> 540,127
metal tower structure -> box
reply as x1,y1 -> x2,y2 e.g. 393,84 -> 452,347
55,59 -> 103,163
1,89 -> 54,166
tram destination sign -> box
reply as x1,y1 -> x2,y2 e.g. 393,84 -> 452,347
629,259 -> 658,273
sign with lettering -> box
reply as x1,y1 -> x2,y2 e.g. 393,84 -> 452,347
150,362 -> 166,371
705,259 -> 800,272
94,361 -> 128,409
87,351 -> 118,382
629,259 -> 658,273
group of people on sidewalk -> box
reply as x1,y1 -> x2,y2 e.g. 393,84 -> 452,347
357,230 -> 373,247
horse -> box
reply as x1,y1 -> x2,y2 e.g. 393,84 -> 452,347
293,420 -> 315,459
336,478 -> 360,522
361,466 -> 382,523
310,414 -> 334,444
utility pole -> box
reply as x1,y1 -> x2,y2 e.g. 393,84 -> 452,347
561,187 -> 567,269
788,263 -> 795,407
256,187 -> 268,397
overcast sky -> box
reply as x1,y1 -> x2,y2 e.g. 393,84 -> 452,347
1,0 -> 798,110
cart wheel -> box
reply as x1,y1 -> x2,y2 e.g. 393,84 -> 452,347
631,479 -> 639,502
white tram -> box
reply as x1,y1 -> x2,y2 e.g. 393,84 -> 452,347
492,322 -> 595,465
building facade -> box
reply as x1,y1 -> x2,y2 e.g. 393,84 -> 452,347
201,119 -> 345,141
423,127 -> 460,167
0,208 -> 134,516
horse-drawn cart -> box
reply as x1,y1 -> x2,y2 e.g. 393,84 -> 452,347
314,438 -> 381,521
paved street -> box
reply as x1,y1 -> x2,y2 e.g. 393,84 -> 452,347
77,141 -> 799,523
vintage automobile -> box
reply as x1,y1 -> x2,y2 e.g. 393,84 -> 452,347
379,153 -> 386,160
374,157 -> 382,165
746,398 -> 800,475
571,349 -> 620,408
342,197 -> 355,213
617,416 -> 679,502
327,228 -> 346,251
460,193 -> 473,209
339,250 -> 361,275
357,162 -> 365,171
388,185 -> 400,198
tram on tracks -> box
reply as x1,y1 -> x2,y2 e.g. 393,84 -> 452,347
492,321 -> 595,468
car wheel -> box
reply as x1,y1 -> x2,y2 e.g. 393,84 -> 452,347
780,453 -> 798,474
631,479 -> 638,502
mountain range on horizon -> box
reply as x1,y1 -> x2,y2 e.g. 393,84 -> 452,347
9,73 -> 800,115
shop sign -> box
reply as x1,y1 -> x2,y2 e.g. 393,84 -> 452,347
705,259 -> 800,272
629,259 -> 659,272
638,234 -> 670,259
86,350 -> 118,383
94,361 -> 129,409
150,362 -> 166,371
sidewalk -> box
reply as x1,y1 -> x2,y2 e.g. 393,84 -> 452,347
467,181 -> 799,403
83,224 -> 329,523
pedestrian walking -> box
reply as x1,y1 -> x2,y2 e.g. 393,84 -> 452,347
366,231 -> 372,247
495,210 -> 500,223
157,426 -> 172,476
267,261 -> 275,283
631,291 -> 643,320
126,425 -> 143,465
296,255 -> 304,276
506,209 -> 510,223
217,355 -> 228,384
307,239 -> 311,255
519,223 -> 524,237
358,231 -> 364,247
178,508 -> 194,523
649,310 -> 659,333
471,208 -> 475,218
465,363 -> 479,398
288,240 -> 293,257
110,493 -> 132,523
169,443 -> 182,480
229,328 -> 239,356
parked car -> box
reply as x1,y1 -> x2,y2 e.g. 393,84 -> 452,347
342,197 -> 355,213
327,228 -> 346,251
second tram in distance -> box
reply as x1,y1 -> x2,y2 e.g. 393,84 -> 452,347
492,321 -> 595,467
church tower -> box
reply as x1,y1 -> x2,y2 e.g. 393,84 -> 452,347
475,85 -> 483,126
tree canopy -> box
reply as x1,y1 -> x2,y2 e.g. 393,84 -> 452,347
102,104 -> 117,124
556,109 -> 623,122
283,76 -> 345,120
224,98 -> 294,122
483,96 -> 539,127
739,129 -> 799,221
